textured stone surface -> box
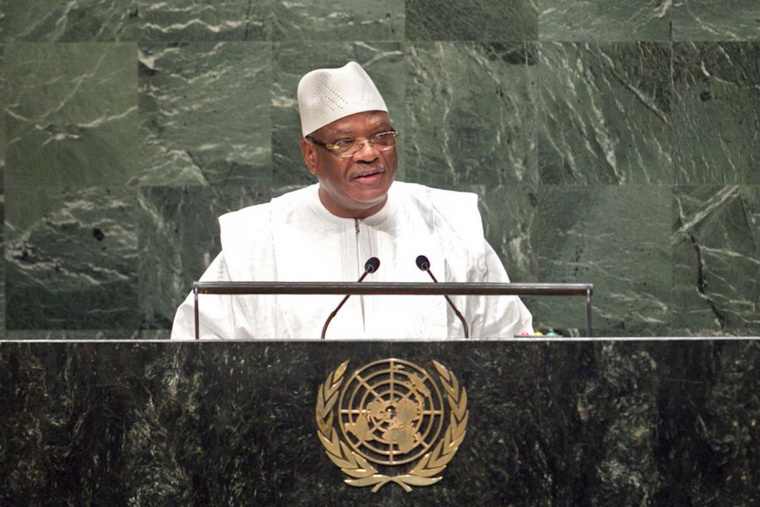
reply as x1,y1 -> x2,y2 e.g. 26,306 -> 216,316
0,0 -> 406,43
271,0 -> 404,41
1,2 -> 759,337
2,340 -> 759,504
0,0 -> 141,41
477,184 -> 539,285
673,185 -> 760,335
5,42 -> 138,188
137,42 -> 272,186
536,186 -> 672,336
0,44 -> 5,190
407,0 -> 538,41
539,0 -> 672,41
672,42 -> 760,185
671,0 -> 760,41
0,45 -> 5,337
137,0 -> 270,41
540,0 -> 760,42
5,187 -> 139,329
538,42 -> 672,185
406,42 -> 538,189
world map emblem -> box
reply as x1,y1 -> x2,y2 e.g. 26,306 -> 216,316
315,359 -> 468,492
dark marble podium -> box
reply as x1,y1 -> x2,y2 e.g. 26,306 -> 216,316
2,338 -> 759,505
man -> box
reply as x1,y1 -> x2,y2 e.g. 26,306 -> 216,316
171,61 -> 533,339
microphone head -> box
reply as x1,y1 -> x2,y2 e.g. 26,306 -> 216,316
365,257 -> 380,273
415,255 -> 430,271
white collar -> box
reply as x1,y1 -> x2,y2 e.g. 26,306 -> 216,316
307,182 -> 399,226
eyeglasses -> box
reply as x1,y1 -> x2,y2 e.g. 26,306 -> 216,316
307,130 -> 399,158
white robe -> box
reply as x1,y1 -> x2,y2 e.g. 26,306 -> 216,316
171,182 -> 533,339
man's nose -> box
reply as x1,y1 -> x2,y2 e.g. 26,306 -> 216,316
352,139 -> 381,161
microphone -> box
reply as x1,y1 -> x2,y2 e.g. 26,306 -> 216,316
415,255 -> 470,338
321,257 -> 380,339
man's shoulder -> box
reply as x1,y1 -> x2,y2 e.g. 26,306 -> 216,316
219,200 -> 270,227
394,182 -> 481,233
394,181 -> 479,212
394,181 -> 475,199
219,185 -> 315,230
394,182 -> 487,272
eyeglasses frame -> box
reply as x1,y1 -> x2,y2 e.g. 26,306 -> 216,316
306,130 -> 399,158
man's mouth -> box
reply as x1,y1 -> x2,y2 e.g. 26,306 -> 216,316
352,168 -> 384,181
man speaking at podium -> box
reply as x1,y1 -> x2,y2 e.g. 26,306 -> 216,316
171,62 -> 533,339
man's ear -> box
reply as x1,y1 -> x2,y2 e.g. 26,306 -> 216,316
300,137 -> 318,175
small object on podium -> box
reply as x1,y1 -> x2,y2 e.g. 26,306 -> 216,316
519,331 -> 562,337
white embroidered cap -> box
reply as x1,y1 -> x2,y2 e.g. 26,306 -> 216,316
297,61 -> 388,137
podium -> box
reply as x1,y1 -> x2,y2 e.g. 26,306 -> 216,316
2,338 -> 759,505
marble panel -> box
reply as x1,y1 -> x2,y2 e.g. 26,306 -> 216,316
538,0 -> 672,42
271,0 -> 404,41
137,0 -> 269,41
0,198 -> 4,338
5,42 -> 138,188
137,42 -> 272,186
5,187 -> 139,330
0,43 -> 4,191
0,43 -> 4,175
536,186 -> 672,336
271,42 -> 404,187
672,42 -> 760,185
405,42 -> 537,189
0,45 -> 5,337
647,339 -> 760,504
538,42 -> 672,185
671,0 -> 760,41
476,184 -> 539,285
138,185 -> 270,329
406,0 -> 538,42
1,340 -> 759,504
673,185 -> 760,335
0,0 -> 141,42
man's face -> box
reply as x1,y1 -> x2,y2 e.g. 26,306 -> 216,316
300,111 -> 397,219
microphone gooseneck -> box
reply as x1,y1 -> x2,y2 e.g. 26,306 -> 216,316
416,255 -> 470,338
321,257 -> 380,339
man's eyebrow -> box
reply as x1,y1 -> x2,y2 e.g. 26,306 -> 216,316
333,126 -> 393,136
331,124 -> 392,136
371,117 -> 392,128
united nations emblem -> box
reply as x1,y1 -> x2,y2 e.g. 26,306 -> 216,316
315,359 -> 468,492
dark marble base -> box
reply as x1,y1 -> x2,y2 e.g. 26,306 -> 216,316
2,339 -> 759,505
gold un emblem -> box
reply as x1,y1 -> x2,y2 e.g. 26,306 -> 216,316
316,359 -> 468,492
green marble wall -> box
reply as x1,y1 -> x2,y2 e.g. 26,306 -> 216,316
1,1 -> 758,337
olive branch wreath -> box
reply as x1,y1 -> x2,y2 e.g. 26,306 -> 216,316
315,360 -> 468,493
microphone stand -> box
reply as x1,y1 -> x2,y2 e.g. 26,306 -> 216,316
321,258 -> 379,339
416,255 -> 470,339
